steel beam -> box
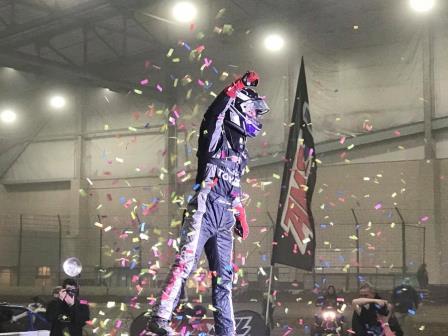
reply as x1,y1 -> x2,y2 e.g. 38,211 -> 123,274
46,42 -> 78,67
423,21 -> 435,159
92,26 -> 121,58
0,0 -> 148,49
0,50 -> 166,102
250,115 -> 448,168
0,0 -> 110,45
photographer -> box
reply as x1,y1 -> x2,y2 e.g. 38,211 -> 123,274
352,282 -> 402,336
46,278 -> 90,336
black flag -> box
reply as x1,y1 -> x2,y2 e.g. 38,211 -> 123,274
271,58 -> 317,271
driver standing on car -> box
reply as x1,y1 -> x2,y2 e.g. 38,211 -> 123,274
46,278 -> 90,336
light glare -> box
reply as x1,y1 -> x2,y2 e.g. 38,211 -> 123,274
172,2 -> 197,23
264,34 -> 285,52
410,0 -> 435,12
1,109 -> 17,123
50,95 -> 66,109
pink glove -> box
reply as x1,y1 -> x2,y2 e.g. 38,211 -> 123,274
234,205 -> 249,240
225,71 -> 260,97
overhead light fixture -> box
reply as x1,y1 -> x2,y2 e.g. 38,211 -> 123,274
49,95 -> 66,109
410,0 -> 435,12
172,1 -> 197,23
263,33 -> 285,52
0,109 -> 17,124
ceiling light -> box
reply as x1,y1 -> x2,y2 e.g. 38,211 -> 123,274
49,95 -> 66,109
172,1 -> 197,23
410,0 -> 435,12
0,109 -> 17,124
263,34 -> 285,52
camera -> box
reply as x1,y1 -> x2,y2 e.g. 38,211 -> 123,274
65,288 -> 78,298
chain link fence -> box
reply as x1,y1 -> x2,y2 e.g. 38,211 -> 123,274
0,207 -> 426,291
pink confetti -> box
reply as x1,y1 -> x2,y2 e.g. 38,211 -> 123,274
394,130 -> 401,136
420,216 -> 429,222
156,84 -> 163,92
282,327 -> 293,336
203,58 -> 213,67
339,136 -> 346,144
140,78 -> 149,85
124,199 -> 133,208
195,45 -> 205,53
374,202 -> 382,210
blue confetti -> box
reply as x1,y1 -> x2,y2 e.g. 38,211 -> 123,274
183,42 -> 191,51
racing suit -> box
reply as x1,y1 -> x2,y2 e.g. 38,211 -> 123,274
151,89 -> 248,336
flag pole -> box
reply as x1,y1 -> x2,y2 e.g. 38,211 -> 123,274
265,265 -> 274,326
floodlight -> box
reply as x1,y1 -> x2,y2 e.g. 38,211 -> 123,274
263,34 -> 285,52
172,1 -> 197,23
0,109 -> 16,124
49,95 -> 66,109
410,0 -> 435,12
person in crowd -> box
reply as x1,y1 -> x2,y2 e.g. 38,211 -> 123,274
46,278 -> 90,336
391,278 -> 420,336
416,263 -> 429,290
323,285 -> 339,307
352,282 -> 402,336
52,287 -> 62,299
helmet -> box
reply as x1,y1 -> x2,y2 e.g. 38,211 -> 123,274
225,88 -> 270,138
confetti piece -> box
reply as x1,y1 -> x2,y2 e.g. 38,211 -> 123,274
133,89 -> 142,95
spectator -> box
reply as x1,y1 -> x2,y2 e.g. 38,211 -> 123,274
416,264 -> 429,290
46,278 -> 90,336
352,282 -> 402,336
391,278 -> 420,336
52,287 -> 62,299
324,285 -> 339,307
